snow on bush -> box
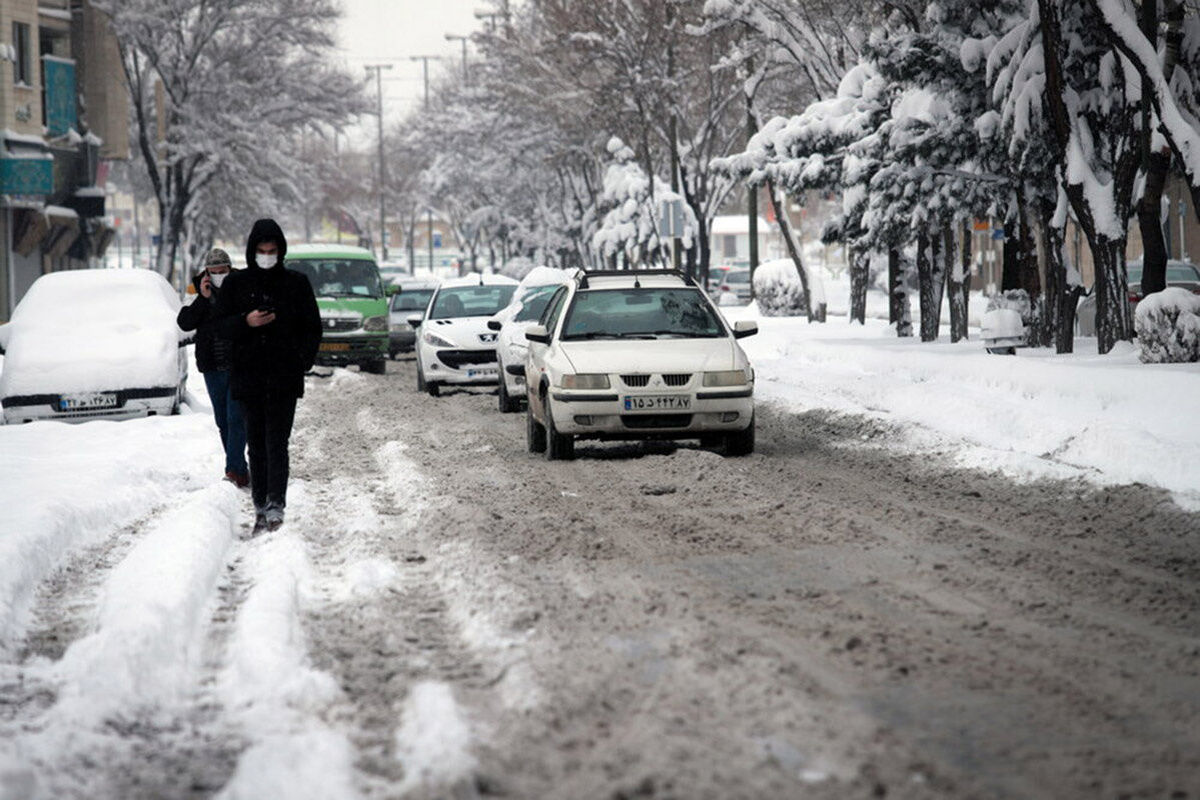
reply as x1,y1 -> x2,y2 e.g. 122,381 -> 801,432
1135,287 -> 1200,363
752,258 -> 823,317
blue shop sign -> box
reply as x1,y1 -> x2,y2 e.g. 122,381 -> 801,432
0,157 -> 53,195
44,57 -> 77,137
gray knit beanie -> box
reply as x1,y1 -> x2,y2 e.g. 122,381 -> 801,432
204,248 -> 232,269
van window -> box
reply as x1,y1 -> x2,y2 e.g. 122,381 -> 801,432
289,259 -> 383,298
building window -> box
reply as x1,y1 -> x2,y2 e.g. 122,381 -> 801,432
12,22 -> 31,85
723,235 -> 737,259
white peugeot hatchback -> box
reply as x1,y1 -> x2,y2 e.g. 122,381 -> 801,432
523,269 -> 757,460
410,274 -> 518,397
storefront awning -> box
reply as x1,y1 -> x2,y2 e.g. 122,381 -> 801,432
44,205 -> 80,259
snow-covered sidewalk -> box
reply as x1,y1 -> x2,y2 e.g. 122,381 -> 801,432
724,302 -> 1200,508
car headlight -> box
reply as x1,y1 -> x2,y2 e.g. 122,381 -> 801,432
560,373 -> 610,390
363,315 -> 388,332
423,331 -> 456,348
703,369 -> 749,387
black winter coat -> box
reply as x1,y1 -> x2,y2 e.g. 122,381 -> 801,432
213,219 -> 322,400
176,273 -> 233,373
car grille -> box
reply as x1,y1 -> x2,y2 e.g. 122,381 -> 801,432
621,374 -> 650,387
662,373 -> 692,387
323,318 -> 360,332
437,349 -> 497,368
621,414 -> 693,429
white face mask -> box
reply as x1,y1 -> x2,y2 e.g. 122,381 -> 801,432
256,253 -> 278,269
209,271 -> 228,288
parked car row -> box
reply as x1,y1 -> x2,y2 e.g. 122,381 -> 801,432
1076,259 -> 1200,336
405,267 -> 759,459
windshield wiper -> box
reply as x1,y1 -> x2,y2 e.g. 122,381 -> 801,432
646,330 -> 719,338
562,332 -> 624,340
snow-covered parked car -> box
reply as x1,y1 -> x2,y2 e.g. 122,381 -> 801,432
490,266 -> 575,413
523,269 -> 758,460
0,269 -> 188,424
1077,260 -> 1200,336
410,274 -> 518,397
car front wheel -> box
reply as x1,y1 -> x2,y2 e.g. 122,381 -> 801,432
724,415 -> 755,457
526,404 -> 546,453
544,398 -> 574,461
498,367 -> 520,413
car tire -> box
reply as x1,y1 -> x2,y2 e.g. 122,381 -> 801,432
544,398 -> 574,461
699,433 -> 722,448
427,381 -> 440,397
498,370 -> 520,413
362,358 -> 387,374
986,346 -> 1016,356
724,415 -> 755,457
417,364 -> 427,392
526,404 -> 546,453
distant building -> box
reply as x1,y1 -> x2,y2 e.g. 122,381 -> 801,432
709,214 -> 780,267
0,0 -> 125,321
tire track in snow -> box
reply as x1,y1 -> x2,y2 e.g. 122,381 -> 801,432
0,483 -> 246,798
285,369 -> 487,797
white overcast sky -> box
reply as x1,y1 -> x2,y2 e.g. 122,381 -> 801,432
336,0 -> 485,133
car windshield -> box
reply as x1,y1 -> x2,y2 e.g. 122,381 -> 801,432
724,272 -> 750,284
290,259 -> 383,298
514,285 -> 561,322
430,285 -> 517,319
1167,265 -> 1200,281
560,288 -> 725,340
391,289 -> 434,312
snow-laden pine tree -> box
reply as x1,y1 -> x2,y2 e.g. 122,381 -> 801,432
592,138 -> 697,267
988,0 -> 1141,353
862,0 -> 1020,342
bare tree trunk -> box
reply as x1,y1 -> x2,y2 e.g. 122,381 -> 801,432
765,178 -> 812,322
848,248 -> 868,324
889,248 -> 912,337
1093,236 -> 1133,352
917,231 -> 946,342
948,221 -> 971,342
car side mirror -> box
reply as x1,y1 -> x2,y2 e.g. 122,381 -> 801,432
732,320 -> 758,339
487,319 -> 502,332
407,314 -> 424,329
525,324 -> 551,345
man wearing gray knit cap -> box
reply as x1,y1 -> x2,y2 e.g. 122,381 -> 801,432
177,247 -> 249,487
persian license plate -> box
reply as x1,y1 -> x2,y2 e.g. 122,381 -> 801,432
467,367 -> 498,379
623,394 -> 691,412
320,342 -> 351,352
59,392 -> 118,411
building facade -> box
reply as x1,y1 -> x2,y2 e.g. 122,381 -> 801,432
0,0 -> 125,322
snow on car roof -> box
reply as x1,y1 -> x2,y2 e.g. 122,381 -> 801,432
438,273 -> 519,289
288,244 -> 375,259
582,272 -> 692,290
1,268 -> 182,397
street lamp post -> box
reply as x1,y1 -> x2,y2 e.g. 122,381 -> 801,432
409,55 -> 439,109
444,34 -> 469,84
364,63 -> 393,261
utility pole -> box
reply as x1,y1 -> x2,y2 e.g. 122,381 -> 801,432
427,208 -> 435,274
444,34 -> 470,84
409,56 -> 438,109
746,56 -> 760,300
365,63 -> 393,261
666,3 -> 682,273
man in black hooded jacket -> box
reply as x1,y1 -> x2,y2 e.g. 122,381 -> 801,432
214,218 -> 322,533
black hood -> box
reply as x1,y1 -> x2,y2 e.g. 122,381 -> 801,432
245,218 -> 288,271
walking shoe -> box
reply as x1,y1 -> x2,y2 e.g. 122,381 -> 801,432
224,470 -> 250,489
264,503 -> 284,532
252,512 -> 269,535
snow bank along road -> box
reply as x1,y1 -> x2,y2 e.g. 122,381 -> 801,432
1,356 -> 1198,800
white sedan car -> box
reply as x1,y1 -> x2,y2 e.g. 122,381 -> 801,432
491,267 -> 575,413
410,274 -> 518,397
0,269 -> 188,424
523,269 -> 757,460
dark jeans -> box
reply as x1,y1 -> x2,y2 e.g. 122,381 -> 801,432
241,391 -> 298,510
203,370 -> 247,475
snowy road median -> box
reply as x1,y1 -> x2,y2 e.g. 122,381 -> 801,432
726,306 -> 1200,507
